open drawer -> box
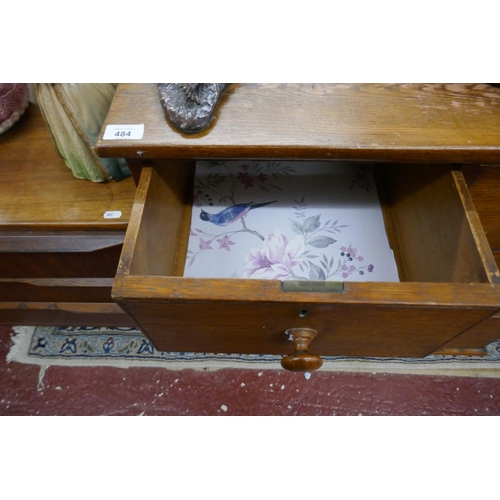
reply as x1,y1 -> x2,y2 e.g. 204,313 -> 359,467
112,160 -> 500,367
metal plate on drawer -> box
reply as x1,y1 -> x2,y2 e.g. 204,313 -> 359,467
281,280 -> 344,293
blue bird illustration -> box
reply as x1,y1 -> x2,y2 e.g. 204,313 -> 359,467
200,201 -> 277,226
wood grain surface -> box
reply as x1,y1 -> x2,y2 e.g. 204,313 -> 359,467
383,165 -> 499,284
103,83 -> 500,356
117,297 -> 497,357
112,152 -> 500,357
469,166 -> 500,254
0,104 -> 136,230
0,103 -> 136,326
0,302 -> 134,327
97,83 -> 500,164
436,312 -> 500,352
0,278 -> 115,302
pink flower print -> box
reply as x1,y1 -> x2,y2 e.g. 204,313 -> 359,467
341,246 -> 358,262
341,264 -> 357,279
193,189 -> 214,207
236,171 -> 254,189
257,173 -> 268,184
244,229 -> 304,280
217,235 -> 235,251
190,228 -> 197,236
198,238 -> 213,250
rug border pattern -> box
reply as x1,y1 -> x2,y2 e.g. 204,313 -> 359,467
7,326 -> 500,377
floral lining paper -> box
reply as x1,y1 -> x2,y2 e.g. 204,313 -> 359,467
184,161 -> 400,282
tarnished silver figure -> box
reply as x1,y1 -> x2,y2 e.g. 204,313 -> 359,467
158,83 -> 229,134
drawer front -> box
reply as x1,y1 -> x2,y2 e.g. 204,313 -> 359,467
119,298 -> 497,358
112,162 -> 500,362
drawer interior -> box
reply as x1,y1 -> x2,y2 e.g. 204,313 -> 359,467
380,164 -> 498,283
124,161 -> 499,285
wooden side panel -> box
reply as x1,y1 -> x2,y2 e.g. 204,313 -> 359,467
384,165 -> 494,283
0,278 -> 115,302
468,166 -> 500,251
120,298 -> 496,358
125,163 -> 194,277
374,168 -> 407,281
434,312 -> 500,351
0,232 -> 125,279
466,165 -> 500,274
453,170 -> 500,283
0,302 -> 134,327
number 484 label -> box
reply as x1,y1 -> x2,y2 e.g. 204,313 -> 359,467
103,124 -> 144,140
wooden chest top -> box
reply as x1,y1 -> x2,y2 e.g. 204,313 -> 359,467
97,83 -> 500,164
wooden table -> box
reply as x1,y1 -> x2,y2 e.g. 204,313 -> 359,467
96,83 -> 500,369
0,104 -> 136,326
98,83 -> 500,165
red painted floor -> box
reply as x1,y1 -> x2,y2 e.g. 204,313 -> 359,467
1,325 -> 500,415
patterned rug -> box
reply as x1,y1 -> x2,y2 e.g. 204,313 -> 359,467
7,325 -> 500,377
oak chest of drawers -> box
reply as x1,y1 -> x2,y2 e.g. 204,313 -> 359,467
96,83 -> 500,370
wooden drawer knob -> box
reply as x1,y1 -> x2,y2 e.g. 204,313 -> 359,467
281,328 -> 323,372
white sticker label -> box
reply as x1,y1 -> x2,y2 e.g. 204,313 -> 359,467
103,211 -> 122,219
103,124 -> 144,140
